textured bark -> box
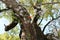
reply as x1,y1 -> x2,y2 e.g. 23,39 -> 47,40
0,0 -> 49,40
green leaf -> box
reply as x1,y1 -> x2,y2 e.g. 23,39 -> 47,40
30,0 -> 34,6
37,0 -> 43,4
44,11 -> 49,18
49,11 -> 53,18
28,6 -> 34,14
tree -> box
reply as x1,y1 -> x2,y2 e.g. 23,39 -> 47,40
0,0 -> 60,40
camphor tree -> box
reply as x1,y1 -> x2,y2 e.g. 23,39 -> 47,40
0,0 -> 60,40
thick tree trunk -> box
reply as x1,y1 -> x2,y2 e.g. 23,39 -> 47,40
20,22 -> 48,40
0,0 -> 49,40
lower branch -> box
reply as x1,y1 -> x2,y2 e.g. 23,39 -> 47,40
0,8 -> 10,12
4,18 -> 18,31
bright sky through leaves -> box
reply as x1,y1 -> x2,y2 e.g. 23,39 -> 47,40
0,17 -> 9,34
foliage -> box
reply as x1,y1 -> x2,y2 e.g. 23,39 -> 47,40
0,32 -> 20,40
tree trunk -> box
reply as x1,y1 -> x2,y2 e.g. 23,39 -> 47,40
0,0 -> 49,40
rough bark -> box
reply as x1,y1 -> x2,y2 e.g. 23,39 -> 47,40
0,0 -> 49,40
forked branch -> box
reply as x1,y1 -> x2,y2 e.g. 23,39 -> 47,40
43,16 -> 60,33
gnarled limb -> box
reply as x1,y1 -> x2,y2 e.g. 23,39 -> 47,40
4,18 -> 18,31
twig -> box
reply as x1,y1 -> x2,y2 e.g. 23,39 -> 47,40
43,16 -> 60,33
38,16 -> 44,25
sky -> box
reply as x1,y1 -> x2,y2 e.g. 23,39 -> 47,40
0,17 -> 10,34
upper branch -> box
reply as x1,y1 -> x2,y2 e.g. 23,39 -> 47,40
33,5 -> 42,23
43,16 -> 60,33
17,2 -> 60,7
0,0 -> 31,22
42,2 -> 60,5
38,16 -> 44,25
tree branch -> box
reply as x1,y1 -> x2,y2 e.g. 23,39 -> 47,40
33,14 -> 40,23
35,2 -> 60,6
4,18 -> 18,31
0,8 -> 10,12
16,2 -> 60,7
33,5 -> 42,23
43,16 -> 60,33
0,0 -> 31,21
42,2 -> 60,5
38,15 -> 44,25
